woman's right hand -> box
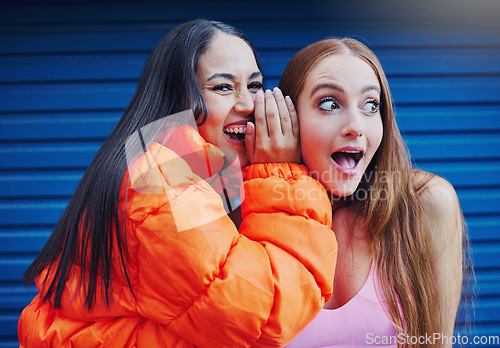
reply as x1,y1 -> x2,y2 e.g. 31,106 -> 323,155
245,87 -> 301,164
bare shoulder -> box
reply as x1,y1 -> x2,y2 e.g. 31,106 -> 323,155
412,170 -> 463,242
415,172 -> 459,213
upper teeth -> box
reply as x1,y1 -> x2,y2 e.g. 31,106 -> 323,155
342,150 -> 363,160
224,126 -> 247,134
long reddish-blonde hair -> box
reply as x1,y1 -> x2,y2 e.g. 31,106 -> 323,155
279,38 -> 439,346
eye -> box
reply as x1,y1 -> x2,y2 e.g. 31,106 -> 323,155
248,81 -> 263,92
212,84 -> 232,92
318,97 -> 339,111
361,99 -> 380,114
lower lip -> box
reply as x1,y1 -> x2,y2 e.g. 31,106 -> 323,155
330,156 -> 362,176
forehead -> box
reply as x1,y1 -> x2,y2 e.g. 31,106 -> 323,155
305,53 -> 379,91
197,33 -> 259,77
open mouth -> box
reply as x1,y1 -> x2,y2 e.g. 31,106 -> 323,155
224,124 -> 247,142
331,150 -> 363,169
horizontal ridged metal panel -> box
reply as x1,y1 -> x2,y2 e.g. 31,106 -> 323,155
1,0 -> 499,346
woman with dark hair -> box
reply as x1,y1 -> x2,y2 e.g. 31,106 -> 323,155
280,38 -> 466,347
18,20 -> 338,347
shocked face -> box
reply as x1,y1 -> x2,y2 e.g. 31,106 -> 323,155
196,33 -> 263,168
297,53 -> 383,196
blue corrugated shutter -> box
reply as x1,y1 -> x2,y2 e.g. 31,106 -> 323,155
1,1 -> 499,346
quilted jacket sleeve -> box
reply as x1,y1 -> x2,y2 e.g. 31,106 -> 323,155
127,143 -> 337,348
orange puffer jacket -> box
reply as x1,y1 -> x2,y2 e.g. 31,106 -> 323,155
18,125 -> 337,348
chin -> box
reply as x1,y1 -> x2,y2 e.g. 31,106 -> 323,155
325,181 -> 360,198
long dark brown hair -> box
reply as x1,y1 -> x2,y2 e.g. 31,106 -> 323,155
23,19 -> 262,310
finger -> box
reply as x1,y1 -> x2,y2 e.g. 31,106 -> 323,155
244,121 -> 255,164
265,89 -> 281,139
253,89 -> 267,143
273,87 -> 292,136
286,96 -> 300,139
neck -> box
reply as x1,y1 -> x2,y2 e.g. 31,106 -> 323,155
330,193 -> 352,213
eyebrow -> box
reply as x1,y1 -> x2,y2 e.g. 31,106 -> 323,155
310,83 -> 381,97
310,83 -> 343,97
362,85 -> 381,94
207,71 -> 262,82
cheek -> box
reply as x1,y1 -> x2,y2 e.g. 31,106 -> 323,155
299,118 -> 315,153
197,122 -> 212,143
300,119 -> 330,169
359,122 -> 383,182
197,113 -> 222,145
368,118 -> 384,157
198,99 -> 225,142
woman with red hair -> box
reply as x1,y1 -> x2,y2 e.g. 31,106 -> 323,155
281,38 -> 466,347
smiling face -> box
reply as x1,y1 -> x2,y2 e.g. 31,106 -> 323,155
196,32 -> 263,168
297,53 -> 383,196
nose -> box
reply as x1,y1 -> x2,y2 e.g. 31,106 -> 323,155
234,88 -> 255,114
341,109 -> 364,138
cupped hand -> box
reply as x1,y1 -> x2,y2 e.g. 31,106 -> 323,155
245,87 -> 301,164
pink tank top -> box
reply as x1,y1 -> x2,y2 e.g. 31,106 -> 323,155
286,261 -> 399,347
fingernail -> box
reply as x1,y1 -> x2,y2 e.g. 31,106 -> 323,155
285,96 -> 292,106
257,89 -> 264,98
265,89 -> 272,96
273,87 -> 282,96
246,122 -> 252,133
